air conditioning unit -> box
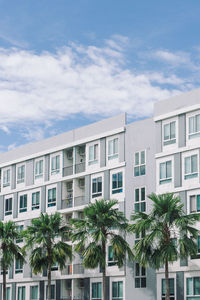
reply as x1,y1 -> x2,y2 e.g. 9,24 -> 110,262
79,178 -> 85,189
79,146 -> 85,156
78,279 -> 84,289
67,182 -> 73,191
67,150 -> 73,160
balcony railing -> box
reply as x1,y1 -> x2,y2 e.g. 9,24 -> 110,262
61,264 -> 72,275
63,165 -> 73,177
75,162 -> 85,174
73,263 -> 84,274
61,198 -> 73,209
74,196 -> 87,207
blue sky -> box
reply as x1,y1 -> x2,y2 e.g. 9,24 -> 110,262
0,0 -> 200,151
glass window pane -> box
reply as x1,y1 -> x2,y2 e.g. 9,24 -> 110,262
190,196 -> 196,213
141,151 -> 145,164
197,195 -> 200,212
166,161 -> 172,178
194,277 -> 200,295
112,174 -> 117,189
134,167 -> 139,176
141,188 -> 145,201
197,115 -> 200,132
191,155 -> 197,173
114,138 -> 118,154
187,278 -> 193,295
118,172 -> 122,188
170,122 -> 176,139
135,263 -> 140,276
92,283 -> 97,298
108,140 -> 113,156
185,157 -> 191,174
135,152 -> 139,166
135,189 -> 139,202
118,281 -> 123,297
160,163 -> 166,179
164,124 -> 170,140
189,117 -> 195,134
89,146 -> 94,161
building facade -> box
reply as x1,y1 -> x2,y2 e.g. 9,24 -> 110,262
0,88 -> 200,299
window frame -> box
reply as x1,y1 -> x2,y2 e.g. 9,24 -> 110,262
108,138 -> 119,160
3,168 -> 11,187
186,277 -> 200,298
134,150 -> 146,177
16,225 -> 24,244
47,188 -> 56,207
162,278 -> 175,300
108,245 -> 117,267
30,285 -> 39,300
15,258 -> 23,274
17,286 -> 25,300
32,191 -> 40,210
92,282 -> 102,300
19,194 -> 27,213
5,197 -> 12,216
51,155 -> 60,175
159,160 -> 172,184
92,176 -> 102,198
134,187 -> 146,212
184,154 -> 198,180
88,143 -> 99,165
35,159 -> 43,179
17,165 -> 25,184
163,121 -> 176,145
188,113 -> 200,139
135,262 -> 146,288
189,194 -> 200,213
112,172 -> 123,194
112,281 -> 123,300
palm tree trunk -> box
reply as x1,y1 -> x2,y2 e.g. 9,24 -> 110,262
2,266 -> 6,300
102,240 -> 107,300
165,259 -> 170,300
47,263 -> 52,300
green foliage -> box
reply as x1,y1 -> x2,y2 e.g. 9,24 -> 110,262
71,199 -> 134,270
130,193 -> 200,269
24,212 -> 72,274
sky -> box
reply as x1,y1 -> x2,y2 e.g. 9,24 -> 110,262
0,0 -> 200,152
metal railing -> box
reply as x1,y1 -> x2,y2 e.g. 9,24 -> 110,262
75,162 -> 85,174
73,263 -> 84,274
74,196 -> 87,207
63,165 -> 73,177
61,264 -> 72,275
61,198 -> 73,209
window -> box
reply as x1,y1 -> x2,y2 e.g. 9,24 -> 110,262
112,172 -> 123,194
163,121 -> 176,145
134,187 -> 146,212
30,286 -> 38,300
19,194 -> 27,213
135,263 -> 146,288
92,177 -> 102,198
108,246 -> 117,266
92,282 -> 102,300
17,165 -> 25,184
5,198 -> 12,216
51,155 -> 60,174
187,277 -> 200,299
112,281 -> 123,300
134,151 -> 146,176
35,159 -> 43,179
135,230 -> 145,245
32,192 -> 40,210
190,195 -> 200,213
6,287 -> 11,300
89,144 -> 98,165
3,169 -> 10,187
184,155 -> 198,179
159,161 -> 172,184
191,236 -> 200,259
48,188 -> 56,207
51,262 -> 58,271
108,138 -> 118,160
16,225 -> 24,243
189,114 -> 200,139
17,287 -> 25,300
15,259 -> 23,274
162,278 -> 174,300
46,285 -> 55,300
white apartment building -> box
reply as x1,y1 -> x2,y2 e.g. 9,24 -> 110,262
0,88 -> 200,300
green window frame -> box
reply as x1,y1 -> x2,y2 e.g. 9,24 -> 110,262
184,155 -> 198,180
46,285 -> 55,300
17,165 -> 25,184
48,188 -> 56,207
134,187 -> 146,212
134,151 -> 146,176
112,281 -> 123,300
30,286 -> 38,300
108,138 -> 118,160
135,263 -> 146,288
19,194 -> 27,213
159,161 -> 172,184
187,277 -> 200,298
32,192 -> 40,210
15,259 -> 23,274
35,159 -> 43,178
6,287 -> 11,300
17,287 -> 25,300
162,278 -> 174,300
112,172 -> 123,194
92,282 -> 102,300
5,198 -> 12,216
92,177 -> 102,198
51,155 -> 60,174
3,169 -> 10,187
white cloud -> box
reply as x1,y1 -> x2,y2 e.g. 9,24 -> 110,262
0,38 -> 195,133
0,125 -> 10,134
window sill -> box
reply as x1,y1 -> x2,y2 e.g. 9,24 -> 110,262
108,154 -> 118,160
88,160 -> 98,165
159,178 -> 172,185
112,189 -> 123,194
163,139 -> 176,146
184,173 -> 198,180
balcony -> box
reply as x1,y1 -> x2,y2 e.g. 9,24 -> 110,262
73,264 -> 84,274
75,162 -> 85,174
61,197 -> 73,209
61,264 -> 72,275
74,196 -> 87,207
63,165 -> 73,177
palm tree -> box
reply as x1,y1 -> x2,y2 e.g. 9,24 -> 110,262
71,199 -> 133,300
24,212 -> 72,300
0,221 -> 25,300
130,192 -> 200,300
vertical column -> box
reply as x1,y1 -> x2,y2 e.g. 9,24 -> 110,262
0,283 -> 2,299
176,272 -> 184,300
119,132 -> 125,163
100,138 -> 106,168
174,153 -> 182,188
0,195 -> 4,221
12,283 -> 16,300
41,186 -> 46,213
26,159 -> 34,186
104,170 -> 110,200
44,154 -> 50,182
13,193 -> 18,219
178,113 -> 186,148
57,182 -> 62,210
155,121 -> 162,153
11,164 -> 16,190
106,277 -> 110,300
85,175 -> 91,204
